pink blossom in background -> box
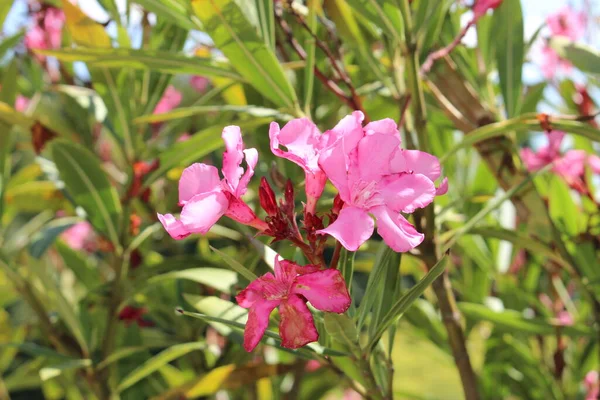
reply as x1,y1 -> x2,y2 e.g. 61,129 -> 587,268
316,112 -> 446,252
15,96 -> 30,112
61,221 -> 94,251
269,118 -> 329,213
521,131 -> 600,188
153,85 -> 182,115
556,310 -> 574,327
539,45 -> 572,80
472,0 -> 503,20
158,126 -> 267,239
176,133 -> 191,143
236,257 -> 351,351
24,7 -> 64,53
190,76 -> 209,92
585,371 -> 599,400
546,6 -> 586,41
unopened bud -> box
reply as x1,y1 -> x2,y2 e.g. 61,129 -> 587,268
259,177 -> 278,216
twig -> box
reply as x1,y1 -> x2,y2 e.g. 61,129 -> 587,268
329,241 -> 343,270
275,7 -> 369,121
420,21 -> 474,76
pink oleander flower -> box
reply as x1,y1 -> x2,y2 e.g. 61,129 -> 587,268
585,371 -> 599,400
190,76 -> 209,92
61,221 -> 95,251
236,256 -> 351,351
539,45 -> 572,80
472,0 -> 503,20
153,85 -> 182,115
556,310 -> 574,327
176,133 -> 191,143
521,131 -> 600,188
269,118 -> 329,213
316,112 -> 447,252
547,6 -> 586,41
15,95 -> 30,112
158,126 -> 267,239
24,25 -> 47,51
43,8 -> 65,49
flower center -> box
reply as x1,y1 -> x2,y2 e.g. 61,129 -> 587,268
351,180 -> 383,209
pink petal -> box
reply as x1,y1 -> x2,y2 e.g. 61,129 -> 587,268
371,206 -> 424,252
380,173 -> 436,214
587,155 -> 600,174
364,118 -> 400,138
221,126 -> 245,193
243,299 -> 279,352
436,177 -> 449,196
225,195 -> 257,224
554,150 -> 587,180
323,111 -> 364,154
179,191 -> 229,234
278,295 -> 319,349
178,163 -> 221,205
61,222 -> 93,250
316,206 -> 374,251
391,150 -> 441,181
157,213 -> 191,240
269,119 -> 322,172
236,148 -> 258,197
547,131 -> 565,157
292,269 -> 351,313
274,257 -> 300,286
190,76 -> 209,92
318,141 -> 351,202
153,85 -> 182,115
472,0 -> 503,19
15,95 -> 30,113
236,272 -> 278,307
547,7 -> 586,41
356,133 -> 400,180
521,148 -> 548,171
305,170 -> 328,200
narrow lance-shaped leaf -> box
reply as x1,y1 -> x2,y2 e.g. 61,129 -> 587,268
50,140 -> 122,249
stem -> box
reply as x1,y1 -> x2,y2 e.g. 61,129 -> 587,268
357,355 -> 385,400
399,1 -> 480,399
420,21 -> 474,75
330,241 -> 343,270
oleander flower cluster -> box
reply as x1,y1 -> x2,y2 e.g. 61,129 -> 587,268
159,112 -> 447,351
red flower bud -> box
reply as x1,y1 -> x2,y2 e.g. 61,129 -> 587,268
259,177 -> 278,216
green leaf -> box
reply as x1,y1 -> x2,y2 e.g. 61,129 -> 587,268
50,140 -> 122,248
192,0 -> 299,110
116,342 -> 206,393
357,243 -> 393,330
133,105 -> 293,124
39,359 -> 92,381
548,176 -> 583,236
0,31 -> 24,64
55,241 -> 101,290
209,246 -> 258,281
133,0 -> 197,30
444,165 -> 550,250
145,118 -> 270,186
255,0 -> 275,49
28,217 -> 79,258
550,36 -> 600,75
0,0 -> 15,28
344,0 -> 403,43
136,268 -> 238,296
458,302 -> 594,337
323,313 -> 360,354
493,0 -> 524,117
39,48 -> 242,80
367,253 -> 448,351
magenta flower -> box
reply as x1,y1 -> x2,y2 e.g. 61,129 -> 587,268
539,45 -> 572,80
316,112 -> 446,252
472,0 -> 503,20
269,118 -> 329,213
546,6 -> 586,41
236,256 -> 351,351
61,221 -> 95,251
521,131 -> 600,187
15,95 -> 30,113
585,371 -> 599,400
153,85 -> 182,115
190,76 -> 209,93
158,126 -> 267,239
24,25 -> 47,51
43,8 -> 65,49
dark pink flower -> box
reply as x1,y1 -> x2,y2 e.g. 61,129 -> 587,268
60,221 -> 95,251
539,45 -> 572,80
585,371 -> 599,400
269,118 -> 329,213
190,76 -> 209,93
153,85 -> 182,115
521,131 -> 600,187
158,126 -> 267,239
472,0 -> 503,20
118,306 -> 153,328
316,112 -> 446,252
236,257 -> 351,351
547,6 -> 586,41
